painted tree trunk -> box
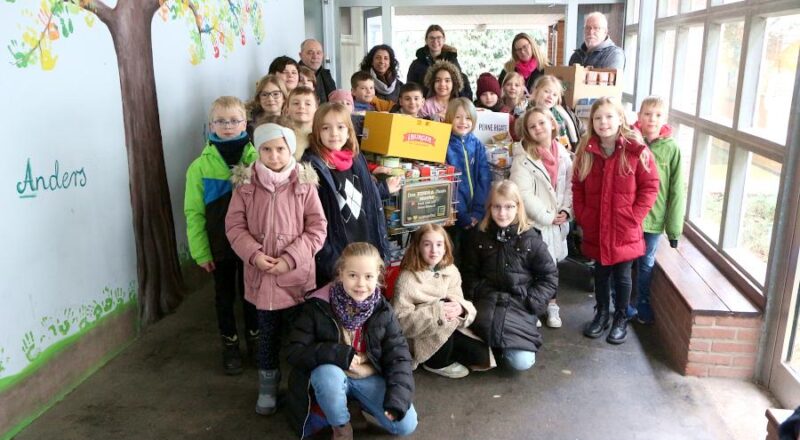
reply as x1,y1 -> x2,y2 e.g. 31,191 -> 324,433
103,0 -> 184,325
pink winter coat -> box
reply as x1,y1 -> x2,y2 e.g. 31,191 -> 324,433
225,162 -> 328,310
572,135 -> 659,266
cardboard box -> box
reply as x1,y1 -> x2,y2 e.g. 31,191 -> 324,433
474,110 -> 511,144
361,112 -> 451,163
543,65 -> 623,108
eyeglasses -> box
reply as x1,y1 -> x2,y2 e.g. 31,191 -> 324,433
260,91 -> 283,99
585,26 -> 606,33
212,119 -> 244,127
427,36 -> 444,42
491,203 -> 517,211
514,43 -> 532,53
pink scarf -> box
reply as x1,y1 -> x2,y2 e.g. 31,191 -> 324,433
515,58 -> 539,81
537,139 -> 560,190
255,159 -> 295,191
326,149 -> 354,171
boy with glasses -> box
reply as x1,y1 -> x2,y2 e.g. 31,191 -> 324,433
185,96 -> 259,375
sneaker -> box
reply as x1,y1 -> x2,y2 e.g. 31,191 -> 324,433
546,303 -> 562,328
423,362 -> 469,378
636,302 -> 655,325
221,335 -> 243,376
626,304 -> 638,320
536,317 -> 542,328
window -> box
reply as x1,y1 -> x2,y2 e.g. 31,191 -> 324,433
652,29 -> 677,107
624,33 -> 638,95
689,134 -> 729,243
627,0 -> 640,25
659,0 -> 679,18
674,123 -> 695,195
702,20 -> 744,126
744,14 -> 800,145
672,25 -> 704,114
687,0 -> 707,13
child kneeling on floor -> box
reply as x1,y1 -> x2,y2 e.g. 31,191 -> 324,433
285,242 -> 417,439
462,180 -> 558,371
392,224 -> 494,379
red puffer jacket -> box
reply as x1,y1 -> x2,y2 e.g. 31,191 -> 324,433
572,135 -> 659,266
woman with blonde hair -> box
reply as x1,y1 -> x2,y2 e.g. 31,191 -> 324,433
498,33 -> 549,95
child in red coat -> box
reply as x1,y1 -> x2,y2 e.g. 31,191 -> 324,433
572,97 -> 659,345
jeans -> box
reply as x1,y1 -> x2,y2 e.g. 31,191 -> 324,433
213,258 -> 258,338
635,232 -> 661,321
503,349 -> 536,371
310,364 -> 418,436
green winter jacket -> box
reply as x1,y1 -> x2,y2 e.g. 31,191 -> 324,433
184,142 -> 257,264
640,125 -> 686,240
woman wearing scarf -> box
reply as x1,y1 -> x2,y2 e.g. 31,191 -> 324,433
359,44 -> 404,103
498,33 -> 550,96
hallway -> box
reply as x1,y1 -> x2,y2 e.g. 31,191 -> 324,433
15,263 -> 776,440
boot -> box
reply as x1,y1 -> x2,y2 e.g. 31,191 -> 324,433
331,422 -> 353,440
583,301 -> 610,338
255,369 -> 280,415
606,310 -> 629,344
221,335 -> 243,376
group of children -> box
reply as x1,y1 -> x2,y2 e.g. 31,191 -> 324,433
184,61 -> 684,438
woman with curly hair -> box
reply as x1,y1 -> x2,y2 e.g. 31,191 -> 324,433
420,60 -> 464,122
245,74 -> 288,138
359,44 -> 404,103
498,33 -> 549,95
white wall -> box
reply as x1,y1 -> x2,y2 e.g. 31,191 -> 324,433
0,0 -> 304,386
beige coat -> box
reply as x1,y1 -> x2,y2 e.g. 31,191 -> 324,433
392,265 -> 478,367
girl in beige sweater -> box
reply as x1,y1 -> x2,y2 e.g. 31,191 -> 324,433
392,224 -> 493,378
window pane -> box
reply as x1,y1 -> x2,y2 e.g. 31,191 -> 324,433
624,33 -> 638,94
705,21 -> 744,126
692,136 -> 729,242
724,154 -> 780,285
674,123 -> 694,195
659,0 -> 679,17
687,0 -> 706,13
652,29 -> 676,107
747,14 -> 800,145
673,25 -> 704,114
627,0 -> 640,25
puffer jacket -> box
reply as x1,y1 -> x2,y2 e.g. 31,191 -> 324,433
285,286 -> 414,438
633,122 -> 686,240
446,132 -> 491,228
462,224 -> 558,352
510,141 -> 574,262
568,37 -> 625,71
406,45 -> 473,100
391,265 -> 478,367
572,135 -> 660,266
225,162 -> 327,311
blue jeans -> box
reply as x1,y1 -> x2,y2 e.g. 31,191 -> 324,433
503,349 -> 536,371
635,232 -> 662,322
310,364 -> 418,436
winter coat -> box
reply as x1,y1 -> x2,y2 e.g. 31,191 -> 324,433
552,105 -> 584,150
300,62 -> 337,104
391,265 -> 478,367
300,151 -> 390,286
568,37 -> 625,71
446,132 -> 492,228
184,142 -> 257,264
633,123 -> 686,240
225,162 -> 328,311
572,136 -> 660,266
285,286 -> 414,438
406,45 -> 474,100
462,225 -> 558,352
510,142 -> 574,262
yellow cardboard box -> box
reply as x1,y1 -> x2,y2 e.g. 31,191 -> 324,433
361,112 -> 451,163
543,65 -> 622,108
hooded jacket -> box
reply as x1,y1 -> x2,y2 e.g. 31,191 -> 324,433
633,122 -> 686,240
446,132 -> 492,228
225,162 -> 327,310
285,285 -> 414,438
406,45 -> 474,100
572,135 -> 660,265
568,37 -> 625,71
184,142 -> 257,264
462,224 -> 558,352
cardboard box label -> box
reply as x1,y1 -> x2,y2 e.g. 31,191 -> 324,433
474,110 -> 511,144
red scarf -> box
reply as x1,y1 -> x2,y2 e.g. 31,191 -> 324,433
515,58 -> 539,81
537,139 -> 560,190
325,149 -> 354,171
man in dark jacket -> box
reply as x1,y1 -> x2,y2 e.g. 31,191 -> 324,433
299,39 -> 337,103
569,12 -> 625,71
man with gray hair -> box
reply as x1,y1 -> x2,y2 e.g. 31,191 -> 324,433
568,12 -> 625,71
298,38 -> 337,103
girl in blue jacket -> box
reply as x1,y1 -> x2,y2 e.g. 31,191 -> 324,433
444,98 -> 491,263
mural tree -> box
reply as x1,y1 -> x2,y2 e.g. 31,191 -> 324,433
7,0 -> 265,324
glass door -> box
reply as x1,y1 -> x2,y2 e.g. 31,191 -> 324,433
332,4 -> 385,90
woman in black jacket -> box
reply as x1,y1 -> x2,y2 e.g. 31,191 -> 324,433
285,243 -> 417,439
406,24 -> 473,100
462,180 -> 558,371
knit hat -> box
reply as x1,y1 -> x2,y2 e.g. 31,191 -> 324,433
253,123 -> 297,155
476,72 -> 501,97
328,89 -> 354,106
